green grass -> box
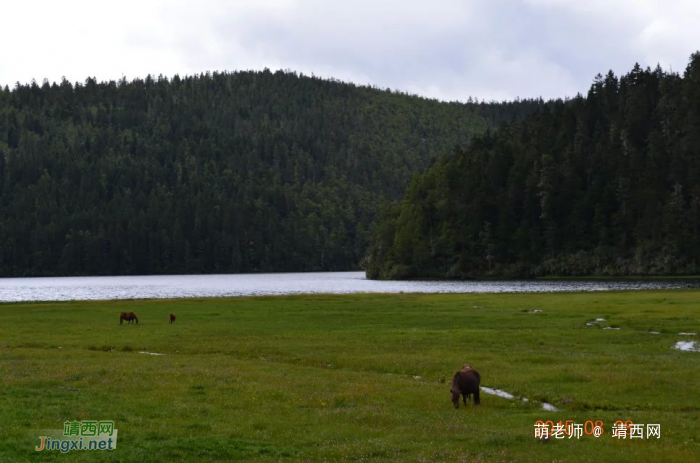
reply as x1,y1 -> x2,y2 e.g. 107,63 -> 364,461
1,291 -> 699,462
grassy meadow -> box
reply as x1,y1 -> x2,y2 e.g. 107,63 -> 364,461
0,291 -> 699,462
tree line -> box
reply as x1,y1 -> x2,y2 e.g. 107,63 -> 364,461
365,53 -> 700,279
0,69 -> 540,276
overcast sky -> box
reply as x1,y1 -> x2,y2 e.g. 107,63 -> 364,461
1,0 -> 699,102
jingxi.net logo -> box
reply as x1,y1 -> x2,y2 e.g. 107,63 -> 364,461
35,421 -> 118,453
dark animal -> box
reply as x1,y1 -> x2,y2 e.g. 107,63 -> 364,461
450,365 -> 481,408
119,312 -> 139,325
169,313 -> 176,324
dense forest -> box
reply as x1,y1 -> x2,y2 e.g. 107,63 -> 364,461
365,53 -> 700,279
0,69 -> 541,276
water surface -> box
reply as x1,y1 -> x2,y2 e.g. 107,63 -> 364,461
1,272 -> 699,302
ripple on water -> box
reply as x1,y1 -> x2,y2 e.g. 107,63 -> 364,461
2,272 -> 700,302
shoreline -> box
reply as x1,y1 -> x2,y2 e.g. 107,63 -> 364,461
2,285 -> 700,305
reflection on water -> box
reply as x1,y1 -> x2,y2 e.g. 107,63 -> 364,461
0,271 -> 699,302
674,341 -> 699,352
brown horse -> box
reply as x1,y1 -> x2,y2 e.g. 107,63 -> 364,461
451,365 -> 481,408
119,312 -> 139,324
169,313 -> 176,324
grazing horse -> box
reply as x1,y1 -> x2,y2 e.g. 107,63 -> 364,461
119,312 -> 139,325
451,365 -> 481,408
169,313 -> 176,324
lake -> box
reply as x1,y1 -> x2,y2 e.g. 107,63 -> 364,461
1,271 -> 699,302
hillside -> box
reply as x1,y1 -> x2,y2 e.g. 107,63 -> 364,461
365,53 -> 700,279
0,70 -> 539,276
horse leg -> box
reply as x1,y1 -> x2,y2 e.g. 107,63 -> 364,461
473,389 -> 481,405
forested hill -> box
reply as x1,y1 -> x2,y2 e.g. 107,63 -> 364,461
0,69 -> 540,276
365,54 -> 700,279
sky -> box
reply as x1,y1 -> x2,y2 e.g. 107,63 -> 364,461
1,0 -> 699,102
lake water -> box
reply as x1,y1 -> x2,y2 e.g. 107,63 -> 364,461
1,271 -> 699,302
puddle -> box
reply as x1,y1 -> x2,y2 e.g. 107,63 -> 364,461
650,331 -> 660,335
603,327 -> 620,330
678,332 -> 696,336
138,351 -> 164,356
481,386 -> 559,411
586,318 -> 608,327
481,387 -> 516,400
673,341 -> 699,352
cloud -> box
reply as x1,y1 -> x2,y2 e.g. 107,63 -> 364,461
0,1 -> 698,101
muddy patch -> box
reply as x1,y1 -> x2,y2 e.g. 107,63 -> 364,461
519,308 -> 543,313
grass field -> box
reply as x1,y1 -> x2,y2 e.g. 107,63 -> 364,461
1,291 -> 699,462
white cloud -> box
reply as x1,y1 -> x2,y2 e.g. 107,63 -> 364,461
0,1 -> 698,100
